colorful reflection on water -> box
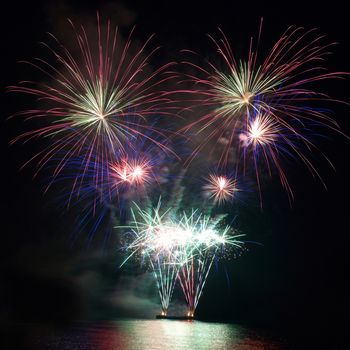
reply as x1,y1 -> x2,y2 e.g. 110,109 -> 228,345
39,319 -> 285,350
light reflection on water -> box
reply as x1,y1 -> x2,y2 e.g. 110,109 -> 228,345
41,319 -> 285,350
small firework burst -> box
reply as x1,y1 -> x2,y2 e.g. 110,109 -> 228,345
110,157 -> 152,187
203,174 -> 238,204
241,112 -> 280,149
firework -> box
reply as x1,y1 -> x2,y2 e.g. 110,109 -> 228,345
9,14 -> 175,189
240,112 -> 279,149
238,110 -> 288,196
203,174 -> 238,204
120,201 -> 244,316
110,157 -> 152,187
176,211 -> 244,316
179,23 -> 347,197
120,201 -> 181,314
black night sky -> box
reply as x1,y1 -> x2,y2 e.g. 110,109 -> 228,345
1,1 -> 349,349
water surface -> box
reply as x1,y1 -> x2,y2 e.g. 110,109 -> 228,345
38,319 -> 285,349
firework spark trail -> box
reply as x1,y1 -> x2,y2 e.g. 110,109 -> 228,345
177,22 -> 348,199
149,254 -> 178,315
177,239 -> 220,315
9,14 -> 176,193
177,254 -> 217,316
